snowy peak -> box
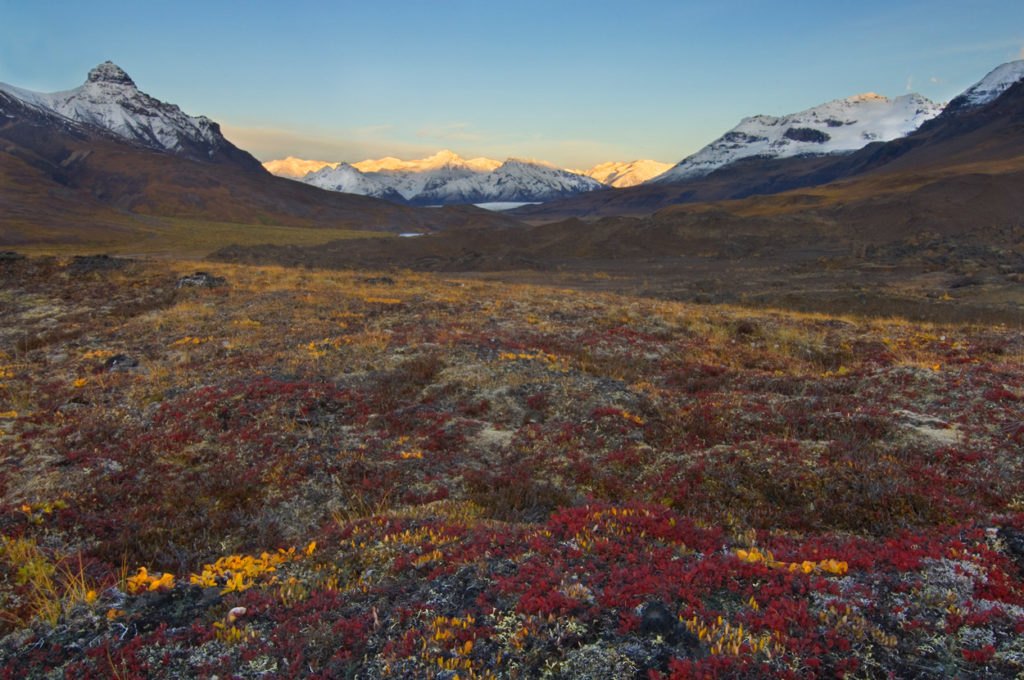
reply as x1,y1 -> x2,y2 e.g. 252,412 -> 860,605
943,59 -> 1024,115
301,162 -> 405,202
651,91 -> 943,183
0,62 -> 262,170
402,157 -> 604,206
352,150 -> 502,174
262,157 -> 339,178
845,92 -> 887,103
572,160 -> 674,187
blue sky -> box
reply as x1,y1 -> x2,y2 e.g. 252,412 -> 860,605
2,0 -> 1022,168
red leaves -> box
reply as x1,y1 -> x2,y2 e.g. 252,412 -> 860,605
961,644 -> 996,664
984,387 -> 1019,401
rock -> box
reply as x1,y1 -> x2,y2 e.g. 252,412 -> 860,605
559,642 -> 639,680
125,584 -> 223,633
998,527 -> 1024,570
104,354 -> 139,371
640,601 -> 677,638
176,272 -> 227,288
636,600 -> 704,658
68,254 -> 132,272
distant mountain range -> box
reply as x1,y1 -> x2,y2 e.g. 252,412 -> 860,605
509,59 -> 1024,220
215,68 -> 1024,278
258,89 -> 951,206
266,153 -> 671,199
264,60 -> 1024,211
0,63 -> 517,243
297,151 -> 606,207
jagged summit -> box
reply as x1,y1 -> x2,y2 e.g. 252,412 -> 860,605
86,61 -> 136,87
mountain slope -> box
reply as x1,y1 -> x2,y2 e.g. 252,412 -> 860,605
0,62 -> 263,171
651,92 -> 942,184
942,59 -> 1024,116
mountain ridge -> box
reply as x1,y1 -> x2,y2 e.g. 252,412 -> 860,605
288,150 -> 606,206
649,92 -> 943,184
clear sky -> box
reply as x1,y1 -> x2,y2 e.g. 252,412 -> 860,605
2,0 -> 1023,168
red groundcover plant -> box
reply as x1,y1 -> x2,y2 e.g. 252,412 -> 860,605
1,257 -> 1023,678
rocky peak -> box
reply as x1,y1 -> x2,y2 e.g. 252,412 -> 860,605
86,61 -> 136,88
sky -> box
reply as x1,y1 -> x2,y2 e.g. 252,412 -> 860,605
2,0 -> 1023,169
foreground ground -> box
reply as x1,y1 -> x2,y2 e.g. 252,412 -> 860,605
1,254 -> 1023,679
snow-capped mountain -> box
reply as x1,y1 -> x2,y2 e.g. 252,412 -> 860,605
650,92 -> 943,184
572,160 -> 674,187
353,150 -> 501,201
263,156 -> 339,178
279,150 -> 604,206
0,61 -> 261,170
301,163 -> 407,203
941,59 -> 1024,116
409,158 -> 605,206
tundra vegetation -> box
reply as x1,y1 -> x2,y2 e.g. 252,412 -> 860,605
1,254 -> 1022,679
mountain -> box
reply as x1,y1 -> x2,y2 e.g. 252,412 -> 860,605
510,59 -> 1024,222
650,92 -> 942,184
262,156 -> 339,178
0,61 -> 263,171
939,59 -> 1024,117
301,162 -> 407,203
277,150 -> 605,206
406,158 -> 605,206
570,160 -> 674,187
355,150 -> 502,202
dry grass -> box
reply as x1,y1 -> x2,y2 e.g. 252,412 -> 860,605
1,255 -> 1023,678
6,219 -> 392,259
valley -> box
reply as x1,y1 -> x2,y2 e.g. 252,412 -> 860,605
1,54 -> 1024,680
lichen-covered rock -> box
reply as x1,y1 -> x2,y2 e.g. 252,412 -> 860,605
175,272 -> 227,288
555,642 -> 639,680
